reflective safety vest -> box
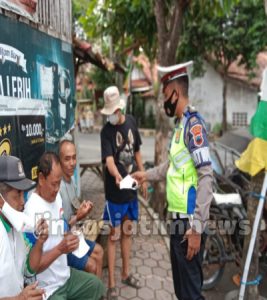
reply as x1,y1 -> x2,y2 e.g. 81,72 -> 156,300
166,115 -> 198,214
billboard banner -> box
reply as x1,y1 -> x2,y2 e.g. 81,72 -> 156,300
0,14 -> 75,180
0,115 -> 19,157
18,114 -> 46,180
0,0 -> 37,22
0,113 -> 45,180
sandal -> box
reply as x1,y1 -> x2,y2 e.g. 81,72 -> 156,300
121,274 -> 141,289
107,287 -> 118,300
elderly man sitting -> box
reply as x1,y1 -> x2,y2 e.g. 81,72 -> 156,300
24,152 -> 105,300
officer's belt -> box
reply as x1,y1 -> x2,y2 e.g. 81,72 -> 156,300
171,212 -> 190,219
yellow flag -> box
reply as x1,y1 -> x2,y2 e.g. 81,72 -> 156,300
235,138 -> 267,177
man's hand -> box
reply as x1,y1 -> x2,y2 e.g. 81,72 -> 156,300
115,173 -> 122,187
76,200 -> 93,221
57,232 -> 79,254
18,282 -> 45,300
132,171 -> 147,185
35,218 -> 48,244
184,228 -> 201,260
105,156 -> 122,187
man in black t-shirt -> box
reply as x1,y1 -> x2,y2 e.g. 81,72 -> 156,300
100,86 -> 147,300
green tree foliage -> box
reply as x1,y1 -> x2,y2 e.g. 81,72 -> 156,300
178,0 -> 267,131
76,0 -> 157,60
72,0 -> 91,34
180,0 -> 267,74
89,67 -> 115,91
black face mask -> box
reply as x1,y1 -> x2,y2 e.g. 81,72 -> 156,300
164,90 -> 179,117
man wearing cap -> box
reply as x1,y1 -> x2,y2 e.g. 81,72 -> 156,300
100,86 -> 147,299
0,155 -> 48,299
133,61 -> 213,300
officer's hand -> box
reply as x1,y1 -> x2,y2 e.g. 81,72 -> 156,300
132,171 -> 147,185
18,282 -> 45,300
140,181 -> 148,200
184,228 -> 201,260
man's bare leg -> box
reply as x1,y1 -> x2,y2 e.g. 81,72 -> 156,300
90,243 -> 104,278
121,218 -> 133,280
108,225 -> 121,288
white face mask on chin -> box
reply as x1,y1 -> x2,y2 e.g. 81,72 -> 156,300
0,193 -> 34,232
108,112 -> 120,125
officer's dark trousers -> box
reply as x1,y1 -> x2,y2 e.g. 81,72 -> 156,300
170,218 -> 206,300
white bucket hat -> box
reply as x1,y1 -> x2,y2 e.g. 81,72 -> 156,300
101,86 -> 125,115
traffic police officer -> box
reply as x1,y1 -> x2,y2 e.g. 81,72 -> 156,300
133,61 -> 213,300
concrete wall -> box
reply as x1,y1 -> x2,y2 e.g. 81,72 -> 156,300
189,62 -> 258,131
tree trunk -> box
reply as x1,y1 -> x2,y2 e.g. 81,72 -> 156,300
152,93 -> 170,218
241,172 -> 264,299
264,0 -> 267,16
222,74 -> 228,132
152,0 -> 189,218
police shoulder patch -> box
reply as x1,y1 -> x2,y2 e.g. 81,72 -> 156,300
190,124 -> 204,147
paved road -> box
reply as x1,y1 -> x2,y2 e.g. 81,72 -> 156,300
76,131 -> 155,164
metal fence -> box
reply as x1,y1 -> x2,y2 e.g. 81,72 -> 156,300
37,0 -> 72,42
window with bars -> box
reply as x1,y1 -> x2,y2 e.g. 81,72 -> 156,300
232,112 -> 248,127
37,0 -> 72,42
0,0 -> 72,42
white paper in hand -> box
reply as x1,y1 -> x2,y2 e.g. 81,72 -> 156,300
119,175 -> 138,190
72,231 -> 90,258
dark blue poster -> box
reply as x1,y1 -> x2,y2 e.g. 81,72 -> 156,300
0,14 -> 75,147
0,14 -> 75,178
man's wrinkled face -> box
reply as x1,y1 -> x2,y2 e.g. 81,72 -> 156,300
60,143 -> 76,179
4,188 -> 24,212
39,163 -> 62,202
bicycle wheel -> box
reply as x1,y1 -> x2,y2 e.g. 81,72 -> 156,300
202,233 -> 226,290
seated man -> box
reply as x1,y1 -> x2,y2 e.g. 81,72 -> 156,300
0,155 -> 48,300
59,139 -> 104,278
24,152 -> 105,300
